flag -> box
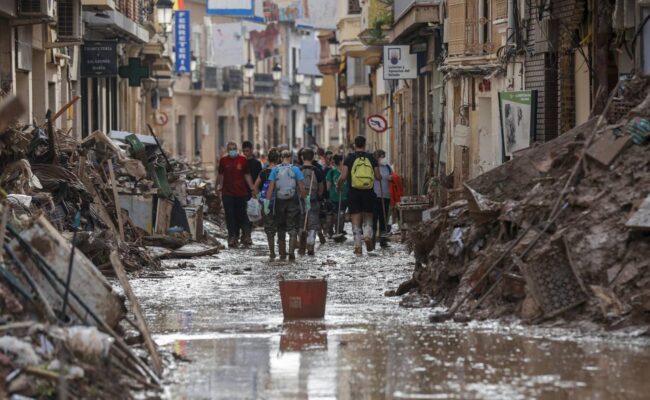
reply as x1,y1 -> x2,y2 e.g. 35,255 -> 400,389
173,0 -> 185,10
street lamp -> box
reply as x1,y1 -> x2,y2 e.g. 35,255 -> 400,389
314,76 -> 323,88
303,75 -> 313,87
272,63 -> 282,81
295,73 -> 304,84
156,0 -> 174,32
244,61 -> 255,79
328,36 -> 339,57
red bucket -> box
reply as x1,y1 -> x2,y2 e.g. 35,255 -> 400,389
279,279 -> 328,319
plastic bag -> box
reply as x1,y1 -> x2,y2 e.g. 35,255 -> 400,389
247,198 -> 262,222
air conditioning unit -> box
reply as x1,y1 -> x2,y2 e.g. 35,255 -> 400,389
534,18 -> 557,54
18,0 -> 55,18
56,0 -> 82,41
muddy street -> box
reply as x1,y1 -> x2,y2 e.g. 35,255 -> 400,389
130,232 -> 650,400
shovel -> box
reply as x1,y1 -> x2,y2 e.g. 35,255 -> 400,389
332,194 -> 346,243
298,171 -> 316,255
58,211 -> 81,323
379,174 -> 390,240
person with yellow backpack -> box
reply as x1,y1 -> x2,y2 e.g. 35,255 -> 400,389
337,136 -> 381,255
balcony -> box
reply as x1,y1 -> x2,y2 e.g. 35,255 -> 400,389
337,13 -> 364,57
81,0 -> 116,11
83,9 -> 149,43
447,0 -> 495,58
253,73 -> 276,96
317,31 -> 339,75
390,0 -> 440,43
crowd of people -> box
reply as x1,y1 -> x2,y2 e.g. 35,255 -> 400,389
215,136 -> 402,260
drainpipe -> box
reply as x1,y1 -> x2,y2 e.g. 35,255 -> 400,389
507,0 -> 515,46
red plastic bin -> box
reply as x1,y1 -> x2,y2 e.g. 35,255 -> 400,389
279,279 -> 328,319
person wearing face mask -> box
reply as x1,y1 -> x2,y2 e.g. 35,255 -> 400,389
373,149 -> 393,248
216,142 -> 256,248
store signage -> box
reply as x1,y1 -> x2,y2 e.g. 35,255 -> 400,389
383,45 -> 417,80
175,10 -> 191,73
498,90 -> 538,160
80,41 -> 117,77
367,114 -> 388,133
207,0 -> 254,16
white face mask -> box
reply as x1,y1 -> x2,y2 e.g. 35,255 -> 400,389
380,159 -> 388,166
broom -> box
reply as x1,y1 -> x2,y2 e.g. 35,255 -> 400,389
332,193 -> 346,243
298,170 -> 316,255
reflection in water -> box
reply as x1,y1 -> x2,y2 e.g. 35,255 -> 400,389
280,322 -> 328,353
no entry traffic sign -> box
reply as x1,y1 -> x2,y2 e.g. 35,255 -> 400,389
367,114 -> 388,133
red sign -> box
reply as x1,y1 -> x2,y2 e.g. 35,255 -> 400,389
367,114 -> 388,133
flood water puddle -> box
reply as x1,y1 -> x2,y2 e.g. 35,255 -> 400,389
130,232 -> 650,399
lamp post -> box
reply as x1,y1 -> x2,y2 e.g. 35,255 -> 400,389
328,36 -> 339,58
156,0 -> 174,35
314,76 -> 323,88
244,61 -> 255,95
272,63 -> 282,81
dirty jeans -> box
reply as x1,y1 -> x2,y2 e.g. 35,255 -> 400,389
300,200 -> 320,231
263,206 -> 277,236
222,195 -> 249,240
274,197 -> 301,237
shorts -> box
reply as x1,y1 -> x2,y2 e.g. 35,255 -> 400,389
347,188 -> 376,214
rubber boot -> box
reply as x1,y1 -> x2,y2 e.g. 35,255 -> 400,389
298,230 -> 306,256
307,230 -> 316,256
278,237 -> 287,260
318,229 -> 326,244
288,233 -> 297,261
363,218 -> 375,252
380,236 -> 389,248
326,215 -> 334,237
267,234 -> 276,260
241,227 -> 253,247
353,227 -> 363,255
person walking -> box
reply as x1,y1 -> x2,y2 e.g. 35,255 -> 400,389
337,136 -> 380,255
299,148 -> 324,256
253,148 -> 280,260
266,150 -> 306,261
241,141 -> 262,245
326,154 -> 348,236
216,142 -> 255,248
373,150 -> 392,248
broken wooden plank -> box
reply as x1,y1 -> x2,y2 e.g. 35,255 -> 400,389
626,195 -> 650,231
154,198 -> 173,235
157,246 -> 220,260
106,159 -> 125,241
8,216 -> 124,327
585,129 -> 632,167
110,251 -> 163,377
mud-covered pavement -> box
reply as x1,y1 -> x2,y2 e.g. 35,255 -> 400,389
130,231 -> 650,399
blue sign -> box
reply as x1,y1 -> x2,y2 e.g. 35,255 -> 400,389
206,0 -> 254,16
175,10 -> 191,73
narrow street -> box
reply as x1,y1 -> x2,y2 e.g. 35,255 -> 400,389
131,231 -> 650,400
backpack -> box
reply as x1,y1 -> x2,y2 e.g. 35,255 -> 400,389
351,155 -> 374,190
301,167 -> 319,199
259,169 -> 272,201
275,164 -> 297,200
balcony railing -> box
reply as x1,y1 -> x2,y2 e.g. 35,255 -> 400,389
448,18 -> 494,57
253,73 -> 276,95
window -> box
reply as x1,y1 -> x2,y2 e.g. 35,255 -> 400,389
176,115 -> 186,157
194,116 -> 203,157
347,57 -> 369,87
218,116 -> 227,155
247,114 -> 254,143
494,0 -> 507,20
348,0 -> 361,15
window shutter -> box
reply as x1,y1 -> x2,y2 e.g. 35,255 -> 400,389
494,0 -> 507,20
448,0 -> 467,56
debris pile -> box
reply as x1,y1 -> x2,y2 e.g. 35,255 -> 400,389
402,76 -> 650,330
0,95 -> 219,397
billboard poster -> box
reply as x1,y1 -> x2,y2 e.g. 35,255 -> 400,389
212,23 -> 247,67
174,11 -> 191,73
382,45 -> 417,80
207,0 -> 255,16
498,90 -> 538,160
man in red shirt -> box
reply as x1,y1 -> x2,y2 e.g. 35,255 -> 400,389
216,141 -> 255,248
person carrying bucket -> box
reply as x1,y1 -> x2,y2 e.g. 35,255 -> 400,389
337,136 -> 381,255
373,149 -> 392,248
326,154 -> 348,238
298,148 -> 324,256
253,148 -> 280,260
266,150 -> 306,261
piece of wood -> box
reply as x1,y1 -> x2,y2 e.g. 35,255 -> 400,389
585,129 -> 632,167
154,199 -> 173,235
51,95 -> 80,123
109,251 -> 163,377
78,174 -> 119,237
0,96 -> 25,132
626,195 -> 650,231
106,159 -> 125,241
157,246 -> 220,260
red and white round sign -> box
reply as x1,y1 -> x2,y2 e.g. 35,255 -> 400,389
367,114 -> 388,133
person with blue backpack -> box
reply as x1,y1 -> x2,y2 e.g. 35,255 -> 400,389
266,150 -> 306,261
253,148 -> 280,260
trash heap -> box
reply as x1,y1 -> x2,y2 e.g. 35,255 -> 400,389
0,95 -> 219,397
403,76 -> 650,330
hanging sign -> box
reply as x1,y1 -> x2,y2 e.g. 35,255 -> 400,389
207,0 -> 254,16
498,90 -> 538,160
367,114 -> 388,133
175,10 -> 191,73
80,41 -> 118,77
383,45 -> 417,80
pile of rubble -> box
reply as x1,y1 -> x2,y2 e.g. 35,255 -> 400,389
0,95 -> 220,397
401,76 -> 650,331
